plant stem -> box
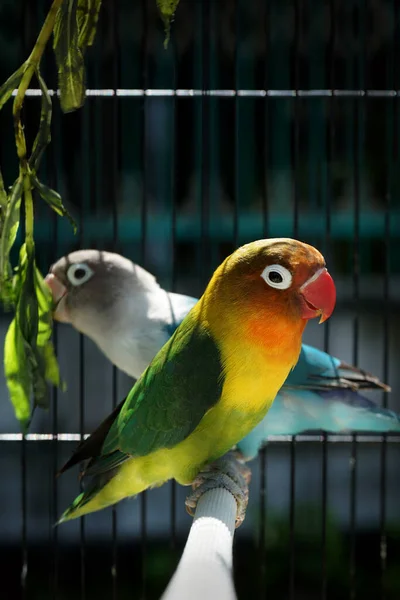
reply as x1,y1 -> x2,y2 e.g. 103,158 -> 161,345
13,0 -> 64,163
13,68 -> 31,164
25,0 -> 64,68
23,174 -> 34,250
11,0 -> 64,247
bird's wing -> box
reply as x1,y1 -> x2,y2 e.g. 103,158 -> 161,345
57,399 -> 126,476
237,388 -> 400,459
74,308 -> 224,478
284,344 -> 390,392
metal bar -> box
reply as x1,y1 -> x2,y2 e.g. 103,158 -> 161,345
14,88 -> 400,98
50,216 -> 59,598
200,0 -> 211,288
320,1 -> 336,596
169,31 -> 178,554
349,2 -> 365,596
321,419 -> 328,600
49,86 -> 61,600
233,0 -> 239,249
289,0 -> 302,595
261,0 -> 270,240
79,311 -> 86,600
110,1 -> 121,596
258,2 -> 270,596
379,102 -> 390,597
140,493 -> 147,600
258,448 -> 267,600
78,69 -> 92,600
140,1 -> 148,266
21,436 -> 27,598
140,1 -> 149,596
2,433 -> 400,443
380,2 -> 398,593
20,1 -> 29,595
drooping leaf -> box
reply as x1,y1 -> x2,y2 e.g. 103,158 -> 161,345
17,246 -> 60,410
4,317 -> 32,433
4,244 -> 63,426
156,0 -> 180,48
0,177 -> 23,304
31,175 -> 77,232
1,0 -> 73,431
35,265 -> 65,391
0,63 -> 25,112
9,243 -> 28,307
0,178 -> 23,279
16,247 -> 48,408
17,246 -> 38,353
53,0 -> 85,113
77,0 -> 103,53
4,244 -> 32,432
29,70 -> 52,172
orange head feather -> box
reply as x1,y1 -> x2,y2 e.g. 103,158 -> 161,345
201,238 -> 336,357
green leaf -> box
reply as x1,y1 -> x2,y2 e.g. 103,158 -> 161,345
0,63 -> 25,111
9,244 -> 28,310
16,247 -> 47,410
156,0 -> 180,48
0,177 -> 23,304
31,175 -> 77,232
29,70 -> 52,172
17,246 -> 38,350
53,0 -> 85,113
4,244 -> 32,431
4,318 -> 32,433
4,244 -> 65,428
17,246 -> 59,410
34,265 -> 65,391
77,0 -> 103,53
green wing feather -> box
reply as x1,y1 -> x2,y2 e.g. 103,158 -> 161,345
90,310 -> 224,468
58,308 -> 225,521
57,399 -> 125,475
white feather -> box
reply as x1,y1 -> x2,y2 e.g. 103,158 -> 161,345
88,287 -> 197,379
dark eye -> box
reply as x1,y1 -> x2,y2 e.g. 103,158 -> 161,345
261,264 -> 293,290
66,263 -> 94,286
268,271 -> 283,284
76,268 -> 87,279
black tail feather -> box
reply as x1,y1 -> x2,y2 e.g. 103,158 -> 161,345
337,361 -> 391,392
57,398 -> 126,477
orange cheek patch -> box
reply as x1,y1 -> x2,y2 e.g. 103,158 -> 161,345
243,311 -> 306,360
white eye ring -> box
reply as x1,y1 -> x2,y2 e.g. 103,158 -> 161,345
261,264 -> 293,290
67,263 -> 94,287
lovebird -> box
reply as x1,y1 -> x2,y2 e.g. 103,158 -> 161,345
46,248 -> 398,463
46,238 -> 336,523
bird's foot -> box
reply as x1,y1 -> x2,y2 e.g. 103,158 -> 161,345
185,450 -> 252,528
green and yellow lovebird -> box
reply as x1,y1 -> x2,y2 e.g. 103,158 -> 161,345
57,238 -> 336,525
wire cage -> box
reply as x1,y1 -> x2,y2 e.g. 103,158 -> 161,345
0,0 -> 400,598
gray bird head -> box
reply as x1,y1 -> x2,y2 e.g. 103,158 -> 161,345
45,249 -> 159,337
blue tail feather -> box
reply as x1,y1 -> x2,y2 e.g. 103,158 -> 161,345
237,388 -> 400,460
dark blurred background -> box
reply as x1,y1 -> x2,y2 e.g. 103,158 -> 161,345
0,0 -> 400,598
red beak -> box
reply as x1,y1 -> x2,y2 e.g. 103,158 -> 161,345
299,268 -> 336,323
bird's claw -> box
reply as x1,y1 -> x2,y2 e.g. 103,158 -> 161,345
185,450 -> 252,528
